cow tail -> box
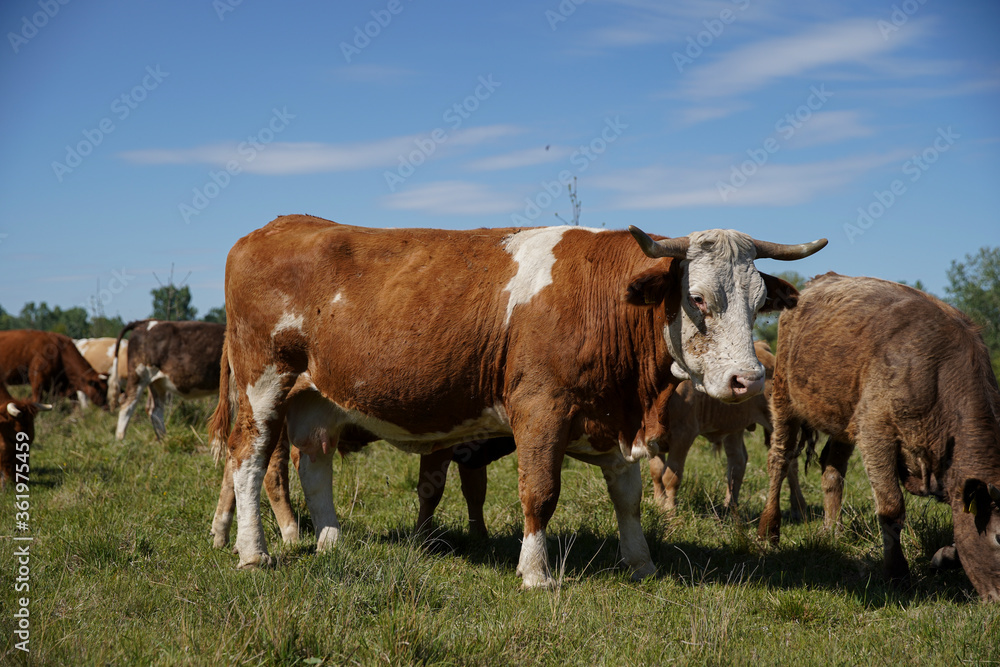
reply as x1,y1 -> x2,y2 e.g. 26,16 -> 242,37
209,335 -> 235,466
108,319 -> 145,409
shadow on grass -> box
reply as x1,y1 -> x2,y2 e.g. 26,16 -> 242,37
332,514 -> 976,607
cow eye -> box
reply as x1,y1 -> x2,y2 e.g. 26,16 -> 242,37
689,294 -> 708,313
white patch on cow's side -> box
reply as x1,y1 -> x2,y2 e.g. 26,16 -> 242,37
146,320 -> 159,330
501,226 -> 603,325
331,291 -> 344,305
517,530 -> 551,588
75,339 -> 92,354
271,311 -> 305,338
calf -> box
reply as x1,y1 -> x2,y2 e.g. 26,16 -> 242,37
0,330 -> 108,407
650,340 -> 807,517
0,383 -> 51,490
112,319 -> 225,440
758,273 -> 1000,600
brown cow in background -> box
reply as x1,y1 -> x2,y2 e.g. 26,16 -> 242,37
650,340 -> 807,518
0,382 -> 51,489
759,273 -> 1000,601
0,330 -> 108,408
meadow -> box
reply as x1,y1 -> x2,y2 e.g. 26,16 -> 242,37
1,395 -> 996,666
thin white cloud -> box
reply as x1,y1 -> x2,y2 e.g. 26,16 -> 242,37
784,111 -> 875,149
594,150 -> 911,209
465,146 -> 572,171
680,19 -> 929,101
383,181 -> 518,215
118,125 -> 523,175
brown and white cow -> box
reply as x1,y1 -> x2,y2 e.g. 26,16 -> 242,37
0,383 -> 51,490
758,273 -> 1000,601
75,337 -> 128,401
112,319 -> 225,440
0,330 -> 108,408
219,215 -> 824,587
650,339 -> 806,518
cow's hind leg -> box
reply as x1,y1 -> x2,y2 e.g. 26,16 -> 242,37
265,427 -> 299,544
230,366 -> 294,569
147,380 -> 168,440
297,445 -> 339,552
416,448 -> 452,537
459,463 -> 488,538
211,428 -> 299,549
115,369 -> 151,441
212,455 -> 237,548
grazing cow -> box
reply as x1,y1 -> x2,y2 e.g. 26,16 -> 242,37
758,273 -> 1000,601
0,383 -> 51,490
112,319 -> 225,440
650,340 -> 807,517
0,330 -> 108,407
218,215 -> 824,587
75,337 -> 128,399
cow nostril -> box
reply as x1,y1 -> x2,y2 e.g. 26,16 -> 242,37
730,375 -> 746,390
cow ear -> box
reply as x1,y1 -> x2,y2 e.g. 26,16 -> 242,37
760,272 -> 800,312
624,266 -> 673,307
963,479 -> 996,532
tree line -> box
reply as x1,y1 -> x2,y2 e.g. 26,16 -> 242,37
0,284 -> 225,339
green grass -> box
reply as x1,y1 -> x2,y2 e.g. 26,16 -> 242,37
1,396 -> 997,666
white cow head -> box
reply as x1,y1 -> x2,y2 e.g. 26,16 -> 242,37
626,226 -> 826,403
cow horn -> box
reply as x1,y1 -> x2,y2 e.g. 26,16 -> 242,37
6,403 -> 21,417
98,373 -> 109,380
753,238 -> 828,261
36,403 -> 53,411
628,226 -> 689,259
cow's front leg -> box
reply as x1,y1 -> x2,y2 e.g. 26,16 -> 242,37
600,456 -> 655,580
512,415 -> 568,589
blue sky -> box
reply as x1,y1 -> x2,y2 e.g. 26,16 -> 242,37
1,0 -> 998,322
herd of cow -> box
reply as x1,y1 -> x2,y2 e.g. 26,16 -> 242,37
1,214 -> 998,601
